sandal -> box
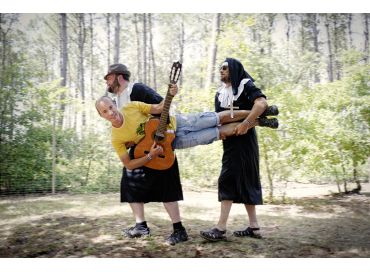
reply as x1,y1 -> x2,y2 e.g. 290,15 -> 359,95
200,228 -> 227,242
233,227 -> 262,239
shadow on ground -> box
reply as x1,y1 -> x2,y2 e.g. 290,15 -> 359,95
0,192 -> 369,257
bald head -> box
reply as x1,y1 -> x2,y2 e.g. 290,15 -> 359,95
95,96 -> 115,116
95,95 -> 123,128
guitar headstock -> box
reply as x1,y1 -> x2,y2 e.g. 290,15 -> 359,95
169,61 -> 182,84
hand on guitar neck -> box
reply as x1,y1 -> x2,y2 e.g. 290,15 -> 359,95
168,83 -> 178,96
149,84 -> 178,115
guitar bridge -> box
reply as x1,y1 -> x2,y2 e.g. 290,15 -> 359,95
144,150 -> 165,158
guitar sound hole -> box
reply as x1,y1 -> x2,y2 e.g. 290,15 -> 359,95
144,151 -> 149,154
154,135 -> 165,142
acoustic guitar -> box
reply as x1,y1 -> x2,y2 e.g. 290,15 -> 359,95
134,61 -> 182,170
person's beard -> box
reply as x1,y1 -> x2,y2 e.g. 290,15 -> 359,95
108,77 -> 121,93
221,75 -> 231,84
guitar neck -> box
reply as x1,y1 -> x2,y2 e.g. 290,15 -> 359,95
154,62 -> 181,139
156,87 -> 174,135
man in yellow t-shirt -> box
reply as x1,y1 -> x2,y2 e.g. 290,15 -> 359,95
96,89 -> 275,171
111,101 -> 176,160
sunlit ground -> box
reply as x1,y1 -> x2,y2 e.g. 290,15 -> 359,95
0,182 -> 369,257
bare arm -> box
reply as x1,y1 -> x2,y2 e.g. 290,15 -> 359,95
120,142 -> 163,170
149,84 -> 178,114
235,97 -> 268,136
245,97 -> 268,122
150,99 -> 165,115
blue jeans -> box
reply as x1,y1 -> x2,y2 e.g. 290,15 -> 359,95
173,112 -> 220,149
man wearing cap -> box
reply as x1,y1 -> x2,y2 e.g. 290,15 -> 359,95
103,63 -> 188,246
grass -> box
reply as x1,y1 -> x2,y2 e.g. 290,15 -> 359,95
0,190 -> 370,257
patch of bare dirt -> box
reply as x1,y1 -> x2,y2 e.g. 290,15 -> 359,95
0,182 -> 369,257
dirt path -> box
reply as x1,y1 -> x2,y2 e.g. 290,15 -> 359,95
0,182 -> 369,257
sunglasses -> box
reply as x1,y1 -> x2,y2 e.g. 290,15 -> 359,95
220,65 -> 228,71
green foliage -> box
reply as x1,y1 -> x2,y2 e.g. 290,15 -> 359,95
258,54 -> 369,192
176,141 -> 222,188
1,14 -> 369,196
0,55 -> 120,194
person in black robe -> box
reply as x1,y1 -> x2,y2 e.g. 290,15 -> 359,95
200,58 -> 279,241
104,63 -> 188,245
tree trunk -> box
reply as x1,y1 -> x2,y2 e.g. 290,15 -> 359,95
333,15 -> 341,80
106,14 -> 111,68
114,13 -> 120,64
0,16 -> 17,140
205,13 -> 221,90
300,15 -> 305,53
262,142 -> 274,201
51,111 -> 56,194
267,14 -> 275,56
59,13 -> 68,128
148,14 -> 157,90
340,156 -> 348,193
0,14 -> 4,86
334,170 -> 342,193
134,14 -> 141,82
85,152 -> 93,186
0,15 -> 16,85
147,15 -> 151,87
285,14 -> 291,63
89,14 -> 94,99
9,82 -> 14,140
0,14 -> 16,88
311,14 -> 320,83
178,17 -> 185,86
78,14 -> 87,128
352,157 -> 362,192
143,14 -> 147,84
347,14 -> 353,48
325,15 -> 334,82
364,14 -> 369,63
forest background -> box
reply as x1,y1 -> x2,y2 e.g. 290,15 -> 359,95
0,13 -> 369,200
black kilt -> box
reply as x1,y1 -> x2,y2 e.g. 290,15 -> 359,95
120,146 -> 183,203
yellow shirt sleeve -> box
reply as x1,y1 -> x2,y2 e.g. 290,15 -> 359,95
112,139 -> 127,159
131,101 -> 176,129
132,101 -> 151,114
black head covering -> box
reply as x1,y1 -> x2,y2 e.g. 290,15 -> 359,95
225,58 -> 255,95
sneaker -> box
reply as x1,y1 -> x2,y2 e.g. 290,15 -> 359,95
165,229 -> 189,245
258,117 -> 279,129
123,225 -> 150,238
261,105 -> 279,117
